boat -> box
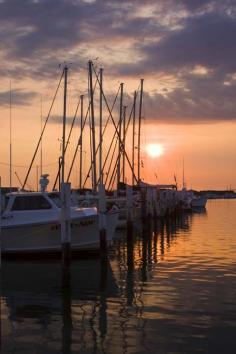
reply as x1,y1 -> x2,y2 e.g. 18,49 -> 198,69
0,189 -> 102,256
191,195 -> 207,208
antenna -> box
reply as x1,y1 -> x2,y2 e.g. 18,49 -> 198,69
9,81 -> 12,191
40,95 -> 43,176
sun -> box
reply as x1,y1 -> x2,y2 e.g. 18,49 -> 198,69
145,143 -> 164,158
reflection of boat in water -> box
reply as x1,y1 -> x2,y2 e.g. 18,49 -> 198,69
2,259 -> 119,321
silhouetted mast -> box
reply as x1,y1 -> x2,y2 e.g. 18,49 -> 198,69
79,95 -> 84,189
122,105 -> 127,183
61,65 -> 68,185
9,81 -> 12,190
137,79 -> 144,183
40,95 -> 43,177
88,60 -> 97,191
117,83 -> 124,189
132,91 -> 137,186
99,68 -> 103,185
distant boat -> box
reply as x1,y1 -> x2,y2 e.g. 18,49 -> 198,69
191,195 -> 207,208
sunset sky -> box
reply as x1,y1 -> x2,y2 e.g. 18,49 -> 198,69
0,0 -> 235,190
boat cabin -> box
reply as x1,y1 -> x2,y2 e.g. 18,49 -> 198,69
3,192 -> 61,214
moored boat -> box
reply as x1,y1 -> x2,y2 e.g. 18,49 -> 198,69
1,190 -> 100,256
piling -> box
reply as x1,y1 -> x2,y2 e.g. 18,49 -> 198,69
98,183 -> 108,262
141,187 -> 147,220
152,188 -> 158,230
126,185 -> 133,237
61,182 -> 71,267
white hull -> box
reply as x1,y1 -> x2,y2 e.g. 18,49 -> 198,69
1,214 -> 99,255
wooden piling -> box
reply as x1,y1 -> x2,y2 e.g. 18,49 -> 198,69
126,185 -> 133,237
98,184 -> 108,262
61,182 -> 71,267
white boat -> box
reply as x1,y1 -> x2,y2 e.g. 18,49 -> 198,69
74,192 -> 120,231
1,191 -> 101,256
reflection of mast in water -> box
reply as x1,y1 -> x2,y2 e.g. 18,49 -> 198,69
99,260 -> 108,351
89,301 -> 99,354
159,220 -> 165,257
126,225 -> 134,307
61,267 -> 72,354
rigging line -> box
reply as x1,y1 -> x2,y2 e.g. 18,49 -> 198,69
104,134 -> 119,186
52,96 -> 81,189
0,161 -> 58,168
103,90 -> 136,187
92,63 -> 138,184
107,153 -> 120,191
22,69 -> 64,190
66,76 -> 99,183
83,85 -> 121,188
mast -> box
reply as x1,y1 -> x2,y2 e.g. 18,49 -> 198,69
117,83 -> 124,189
122,105 -> 127,183
79,95 -> 83,189
132,91 -> 137,186
88,60 -> 97,191
99,68 -> 103,185
182,157 -> 185,189
40,95 -> 43,177
9,81 -> 12,190
137,79 -> 144,183
61,65 -> 68,185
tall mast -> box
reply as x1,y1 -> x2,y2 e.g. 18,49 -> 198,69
117,83 -> 124,189
132,91 -> 137,186
9,81 -> 12,190
99,68 -> 103,185
122,105 -> 127,183
40,95 -> 43,177
79,95 -> 83,189
88,60 -> 97,191
61,65 -> 68,185
137,79 -> 144,183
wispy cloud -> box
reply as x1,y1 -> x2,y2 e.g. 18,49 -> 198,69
0,89 -> 37,106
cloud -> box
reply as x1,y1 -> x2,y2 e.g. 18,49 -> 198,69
144,73 -> 236,123
0,0 -> 236,124
0,89 -> 37,106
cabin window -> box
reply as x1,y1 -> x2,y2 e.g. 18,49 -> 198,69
48,193 -> 62,208
11,195 -> 52,211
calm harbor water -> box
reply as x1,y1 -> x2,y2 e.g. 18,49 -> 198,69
1,199 -> 236,354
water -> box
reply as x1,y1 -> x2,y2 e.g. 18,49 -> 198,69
1,199 -> 236,353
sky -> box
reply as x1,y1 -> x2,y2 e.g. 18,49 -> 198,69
0,0 -> 236,190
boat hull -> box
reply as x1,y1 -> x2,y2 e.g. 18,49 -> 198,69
191,197 -> 207,208
1,214 -> 99,255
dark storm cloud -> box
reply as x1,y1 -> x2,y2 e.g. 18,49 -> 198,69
0,89 -> 37,106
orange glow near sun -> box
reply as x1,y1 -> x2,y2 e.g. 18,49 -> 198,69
145,143 -> 164,158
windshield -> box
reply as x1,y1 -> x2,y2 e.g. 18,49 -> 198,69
48,193 -> 62,208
